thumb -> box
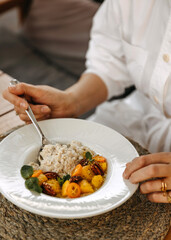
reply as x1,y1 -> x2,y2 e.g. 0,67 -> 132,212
8,83 -> 39,98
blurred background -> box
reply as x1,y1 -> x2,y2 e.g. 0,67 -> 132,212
0,0 -> 103,118
0,7 -> 19,32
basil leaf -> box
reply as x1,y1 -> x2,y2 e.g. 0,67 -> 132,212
85,151 -> 92,160
63,174 -> 71,182
21,165 -> 33,179
57,177 -> 64,186
25,177 -> 38,190
58,174 -> 71,186
33,184 -> 42,193
25,177 -> 42,193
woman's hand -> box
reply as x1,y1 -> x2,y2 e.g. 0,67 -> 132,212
3,83 -> 77,123
2,74 -> 108,124
123,152 -> 171,203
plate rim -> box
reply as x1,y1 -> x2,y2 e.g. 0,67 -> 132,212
0,118 -> 139,219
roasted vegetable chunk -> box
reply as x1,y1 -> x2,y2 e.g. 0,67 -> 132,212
46,179 -> 61,194
91,175 -> 104,188
37,173 -> 48,186
62,180 -> 70,197
79,179 -> 94,193
81,165 -> 94,181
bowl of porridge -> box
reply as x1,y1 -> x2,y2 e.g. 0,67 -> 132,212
0,118 -> 138,218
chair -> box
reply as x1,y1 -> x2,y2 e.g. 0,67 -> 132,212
0,0 -> 78,89
0,0 -> 31,21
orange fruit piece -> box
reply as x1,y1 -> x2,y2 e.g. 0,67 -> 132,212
67,182 -> 81,198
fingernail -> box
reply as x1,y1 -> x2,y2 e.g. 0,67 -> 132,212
41,106 -> 50,113
20,102 -> 27,109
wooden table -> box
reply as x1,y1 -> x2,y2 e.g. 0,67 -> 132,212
0,71 -> 24,136
0,71 -> 170,239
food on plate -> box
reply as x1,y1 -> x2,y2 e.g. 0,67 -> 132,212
81,165 -> 95,181
20,141 -> 107,198
61,180 -> 70,197
67,182 -> 81,198
91,175 -> 104,188
79,179 -> 94,194
21,165 -> 33,179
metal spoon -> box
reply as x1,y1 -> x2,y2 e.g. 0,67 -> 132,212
10,79 -> 54,157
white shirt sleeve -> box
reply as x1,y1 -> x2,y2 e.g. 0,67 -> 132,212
85,0 -> 133,99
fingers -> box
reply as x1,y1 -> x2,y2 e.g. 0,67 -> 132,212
3,83 -> 41,110
123,153 -> 171,180
3,88 -> 28,110
140,177 -> 171,194
147,191 -> 171,203
15,104 -> 51,122
126,164 -> 171,184
3,82 -> 52,123
123,153 -> 171,203
8,82 -> 39,98
15,104 -> 51,115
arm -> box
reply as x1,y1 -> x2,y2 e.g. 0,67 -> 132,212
2,73 -> 108,122
66,73 -> 108,116
3,0 -> 129,121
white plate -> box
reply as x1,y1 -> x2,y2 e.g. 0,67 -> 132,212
0,118 -> 138,219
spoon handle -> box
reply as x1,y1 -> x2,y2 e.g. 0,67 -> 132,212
10,79 -> 50,145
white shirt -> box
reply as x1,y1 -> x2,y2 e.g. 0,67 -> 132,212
86,0 -> 171,152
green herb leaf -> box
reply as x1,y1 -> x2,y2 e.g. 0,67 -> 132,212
57,177 -> 64,186
63,174 -> 71,182
25,177 -> 38,189
21,165 -> 34,179
25,177 -> 42,193
32,184 -> 42,193
85,151 -> 92,160
57,174 -> 71,186
89,158 -> 95,163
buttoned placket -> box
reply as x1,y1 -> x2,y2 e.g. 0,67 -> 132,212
149,11 -> 171,115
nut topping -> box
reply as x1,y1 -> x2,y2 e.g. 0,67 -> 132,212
44,172 -> 58,179
42,182 -> 56,196
79,158 -> 89,166
70,176 -> 83,183
91,162 -> 104,175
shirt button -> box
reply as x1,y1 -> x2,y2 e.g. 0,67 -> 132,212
153,96 -> 159,104
163,54 -> 170,63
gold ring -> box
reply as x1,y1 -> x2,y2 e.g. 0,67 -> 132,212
167,192 -> 171,203
161,180 -> 167,196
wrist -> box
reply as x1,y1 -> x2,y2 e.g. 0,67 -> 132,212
65,73 -> 108,117
64,91 -> 80,117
